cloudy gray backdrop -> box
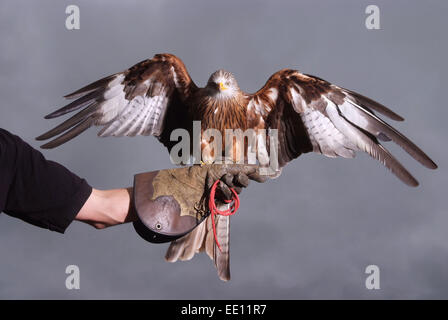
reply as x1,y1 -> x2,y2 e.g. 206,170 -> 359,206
0,0 -> 447,299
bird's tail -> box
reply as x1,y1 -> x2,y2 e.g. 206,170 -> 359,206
165,214 -> 231,281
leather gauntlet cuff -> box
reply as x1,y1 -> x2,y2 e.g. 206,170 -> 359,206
132,170 -> 209,243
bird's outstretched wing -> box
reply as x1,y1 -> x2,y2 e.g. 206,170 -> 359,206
246,69 -> 437,186
37,53 -> 196,150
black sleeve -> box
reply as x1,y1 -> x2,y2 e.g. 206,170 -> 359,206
0,128 -> 92,233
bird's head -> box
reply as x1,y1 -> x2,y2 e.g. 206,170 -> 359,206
206,69 -> 240,99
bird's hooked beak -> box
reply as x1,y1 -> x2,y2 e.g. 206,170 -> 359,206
218,82 -> 228,91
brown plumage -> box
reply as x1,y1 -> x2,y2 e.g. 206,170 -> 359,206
165,214 -> 231,281
37,53 -> 437,280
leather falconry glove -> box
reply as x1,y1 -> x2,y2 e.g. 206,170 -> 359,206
132,164 -> 267,281
133,164 -> 266,242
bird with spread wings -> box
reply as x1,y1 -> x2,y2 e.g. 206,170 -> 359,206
37,53 -> 437,281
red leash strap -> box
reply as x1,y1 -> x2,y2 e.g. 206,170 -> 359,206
208,179 -> 240,252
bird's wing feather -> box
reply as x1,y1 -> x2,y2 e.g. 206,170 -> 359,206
37,53 -> 196,150
165,214 -> 231,281
246,69 -> 437,186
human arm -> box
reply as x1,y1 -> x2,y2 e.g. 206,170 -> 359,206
0,128 -> 264,233
74,188 -> 136,229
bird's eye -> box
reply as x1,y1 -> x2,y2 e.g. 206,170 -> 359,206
225,81 -> 230,86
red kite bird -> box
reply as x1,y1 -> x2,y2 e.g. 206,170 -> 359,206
37,53 -> 437,280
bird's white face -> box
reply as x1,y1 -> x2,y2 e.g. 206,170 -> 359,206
206,69 -> 239,99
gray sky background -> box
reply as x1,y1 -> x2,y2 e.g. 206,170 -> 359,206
0,0 -> 447,299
